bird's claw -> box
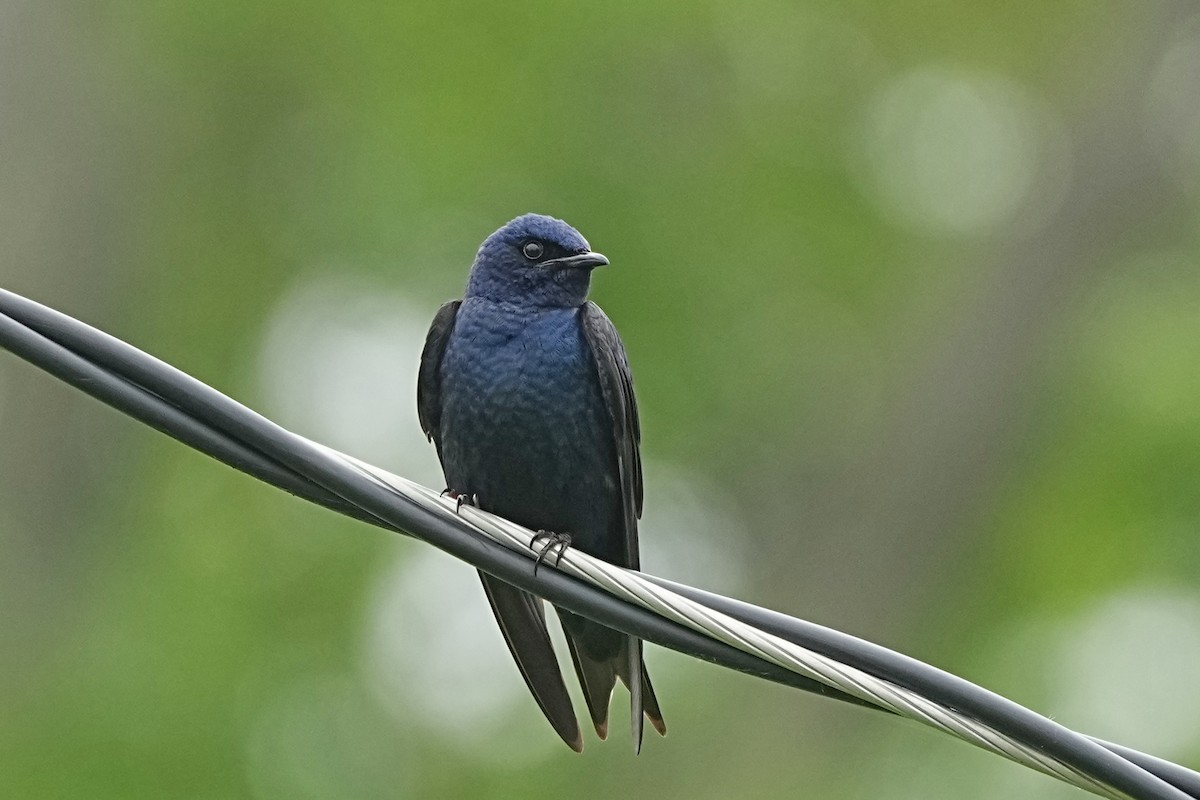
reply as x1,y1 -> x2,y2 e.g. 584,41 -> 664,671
530,530 -> 572,575
442,490 -> 478,513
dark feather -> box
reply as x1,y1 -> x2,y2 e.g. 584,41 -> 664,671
579,302 -> 643,567
480,574 -> 583,752
618,640 -> 666,736
419,297 -> 584,752
416,299 -> 461,449
562,624 -> 617,740
577,301 -> 664,751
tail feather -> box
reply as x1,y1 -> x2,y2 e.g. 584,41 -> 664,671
615,637 -> 668,746
638,662 -> 667,737
557,613 -> 667,750
563,623 -> 618,739
627,637 -> 644,753
479,572 -> 583,752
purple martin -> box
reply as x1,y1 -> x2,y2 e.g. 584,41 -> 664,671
417,213 -> 666,752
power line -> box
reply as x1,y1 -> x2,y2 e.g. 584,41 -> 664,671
1,287 -> 1196,800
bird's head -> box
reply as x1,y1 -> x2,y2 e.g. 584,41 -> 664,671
465,213 -> 609,308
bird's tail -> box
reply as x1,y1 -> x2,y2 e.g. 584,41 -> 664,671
563,625 -> 667,753
616,636 -> 668,750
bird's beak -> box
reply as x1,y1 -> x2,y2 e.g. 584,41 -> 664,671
546,251 -> 609,270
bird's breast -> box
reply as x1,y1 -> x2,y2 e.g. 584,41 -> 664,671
443,301 -> 592,416
437,299 -> 617,543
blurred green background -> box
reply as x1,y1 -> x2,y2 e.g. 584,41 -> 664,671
3,1 -> 1199,797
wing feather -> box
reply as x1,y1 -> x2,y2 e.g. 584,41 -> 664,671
579,302 -> 643,568
416,299 -> 461,450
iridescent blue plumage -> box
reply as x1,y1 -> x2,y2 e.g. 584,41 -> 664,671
417,213 -> 664,752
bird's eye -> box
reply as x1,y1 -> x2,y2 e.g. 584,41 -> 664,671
522,241 -> 545,260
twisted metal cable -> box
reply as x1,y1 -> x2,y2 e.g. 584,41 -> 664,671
1,286 -> 1197,800
328,450 -> 1126,799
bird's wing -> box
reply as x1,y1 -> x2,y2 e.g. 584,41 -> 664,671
479,572 -> 584,752
579,301 -> 643,569
579,302 -> 658,751
416,299 -> 461,450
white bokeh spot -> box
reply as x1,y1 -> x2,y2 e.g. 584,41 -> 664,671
360,546 -> 562,765
858,67 -> 1060,236
1146,27 -> 1200,193
1050,585 -> 1200,759
255,272 -> 444,487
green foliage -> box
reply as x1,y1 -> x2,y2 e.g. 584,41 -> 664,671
1,1 -> 1196,798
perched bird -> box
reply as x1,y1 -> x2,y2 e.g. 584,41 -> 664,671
417,213 -> 665,752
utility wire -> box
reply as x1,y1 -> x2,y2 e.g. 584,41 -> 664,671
1,287 -> 1196,800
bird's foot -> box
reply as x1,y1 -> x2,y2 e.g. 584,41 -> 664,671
442,490 -> 478,513
530,530 -> 572,575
